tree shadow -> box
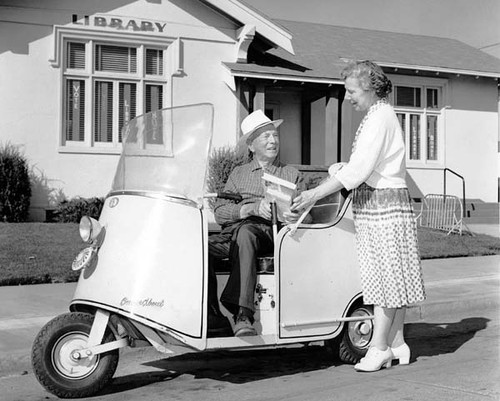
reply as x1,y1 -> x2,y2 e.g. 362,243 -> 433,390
404,317 -> 491,363
96,317 -> 491,396
98,345 -> 339,396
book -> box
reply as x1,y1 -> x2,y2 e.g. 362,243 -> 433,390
262,172 -> 297,222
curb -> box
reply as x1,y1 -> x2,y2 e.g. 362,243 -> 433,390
406,293 -> 499,323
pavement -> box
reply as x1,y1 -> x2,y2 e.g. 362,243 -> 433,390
0,226 -> 498,378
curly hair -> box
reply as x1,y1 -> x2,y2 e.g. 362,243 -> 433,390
341,60 -> 392,99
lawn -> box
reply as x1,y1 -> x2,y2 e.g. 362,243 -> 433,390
0,222 -> 499,286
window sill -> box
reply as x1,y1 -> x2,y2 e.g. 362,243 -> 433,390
407,163 -> 444,171
58,146 -> 122,155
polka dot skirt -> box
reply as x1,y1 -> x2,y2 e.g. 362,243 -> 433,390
353,184 -> 426,308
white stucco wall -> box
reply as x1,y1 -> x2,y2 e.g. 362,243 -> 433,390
407,76 -> 498,203
0,0 -> 241,220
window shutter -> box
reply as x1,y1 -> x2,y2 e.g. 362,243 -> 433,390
427,115 -> 438,160
146,49 -> 163,76
65,79 -> 85,141
409,114 -> 421,160
119,83 -> 137,142
95,45 -> 137,73
145,84 -> 163,112
94,81 -> 113,142
67,42 -> 86,69
145,85 -> 164,144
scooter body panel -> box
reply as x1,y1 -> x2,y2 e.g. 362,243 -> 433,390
278,200 -> 362,339
72,193 -> 207,350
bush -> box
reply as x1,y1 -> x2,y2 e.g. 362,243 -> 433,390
0,142 -> 32,222
206,146 -> 249,208
54,196 -> 104,223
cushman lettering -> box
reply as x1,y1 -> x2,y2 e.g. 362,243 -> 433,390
120,297 -> 165,308
72,14 -> 166,33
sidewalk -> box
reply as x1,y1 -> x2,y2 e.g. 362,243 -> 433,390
0,254 -> 498,377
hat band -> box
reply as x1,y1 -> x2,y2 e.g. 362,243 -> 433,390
246,123 -> 277,144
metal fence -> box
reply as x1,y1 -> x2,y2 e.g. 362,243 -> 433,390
416,194 -> 470,235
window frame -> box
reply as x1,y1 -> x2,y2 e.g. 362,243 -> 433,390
55,29 -> 171,154
389,75 -> 448,168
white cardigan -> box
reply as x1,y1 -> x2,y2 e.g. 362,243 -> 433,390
335,103 -> 407,191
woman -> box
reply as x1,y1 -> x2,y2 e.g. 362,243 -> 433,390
291,60 -> 425,372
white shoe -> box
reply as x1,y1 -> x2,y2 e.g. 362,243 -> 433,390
391,343 -> 410,365
354,347 -> 393,372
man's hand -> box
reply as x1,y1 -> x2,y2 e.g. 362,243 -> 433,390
240,199 -> 271,220
257,199 -> 272,220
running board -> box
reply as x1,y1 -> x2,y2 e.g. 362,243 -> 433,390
281,315 -> 374,329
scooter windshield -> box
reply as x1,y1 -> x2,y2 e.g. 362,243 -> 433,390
111,103 -> 213,206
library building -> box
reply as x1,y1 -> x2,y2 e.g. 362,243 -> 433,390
1,0 -> 499,220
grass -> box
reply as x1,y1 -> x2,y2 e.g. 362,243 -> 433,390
0,223 -> 499,286
0,223 -> 82,286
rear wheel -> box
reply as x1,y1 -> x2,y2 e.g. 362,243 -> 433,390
328,304 -> 374,364
32,312 -> 119,398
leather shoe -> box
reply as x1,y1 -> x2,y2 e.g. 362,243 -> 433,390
354,347 -> 393,372
391,343 -> 410,365
233,314 -> 257,337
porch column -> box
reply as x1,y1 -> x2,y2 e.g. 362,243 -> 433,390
301,100 -> 311,165
253,83 -> 265,112
324,86 -> 343,165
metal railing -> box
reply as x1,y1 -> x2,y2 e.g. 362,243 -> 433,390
443,168 -> 467,218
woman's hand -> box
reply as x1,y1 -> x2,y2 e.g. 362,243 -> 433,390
291,189 -> 318,212
282,210 -> 301,224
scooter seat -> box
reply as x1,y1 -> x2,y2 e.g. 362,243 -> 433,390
212,255 -> 274,274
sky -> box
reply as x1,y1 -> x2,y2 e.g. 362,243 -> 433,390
243,0 -> 500,59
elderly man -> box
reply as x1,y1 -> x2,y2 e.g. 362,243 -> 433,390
209,109 -> 302,336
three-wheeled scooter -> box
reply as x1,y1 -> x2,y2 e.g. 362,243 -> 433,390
31,103 -> 374,398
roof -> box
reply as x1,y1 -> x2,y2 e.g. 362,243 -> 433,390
224,19 -> 500,82
201,0 -> 294,53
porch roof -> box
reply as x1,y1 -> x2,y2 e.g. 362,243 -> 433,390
224,19 -> 500,81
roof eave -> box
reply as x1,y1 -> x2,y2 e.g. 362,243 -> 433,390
223,63 -> 344,85
376,61 -> 500,79
201,0 -> 294,54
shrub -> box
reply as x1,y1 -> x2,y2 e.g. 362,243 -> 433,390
0,142 -> 32,222
206,146 -> 249,209
54,196 -> 104,223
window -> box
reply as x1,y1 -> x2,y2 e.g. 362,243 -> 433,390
62,40 -> 166,150
393,82 -> 443,165
395,86 -> 421,108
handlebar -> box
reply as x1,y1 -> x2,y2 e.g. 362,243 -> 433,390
204,192 -> 243,203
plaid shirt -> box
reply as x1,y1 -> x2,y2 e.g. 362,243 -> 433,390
214,158 -> 300,227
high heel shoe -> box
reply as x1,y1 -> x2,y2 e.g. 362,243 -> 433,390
391,343 -> 410,365
354,347 -> 393,372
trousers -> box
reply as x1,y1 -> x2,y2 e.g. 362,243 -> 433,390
209,218 -> 274,316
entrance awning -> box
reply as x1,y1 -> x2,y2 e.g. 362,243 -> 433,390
222,62 -> 344,85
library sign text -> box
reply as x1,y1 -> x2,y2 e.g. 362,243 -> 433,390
72,14 -> 166,33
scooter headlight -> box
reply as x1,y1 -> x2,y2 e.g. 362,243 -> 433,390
79,216 -> 102,243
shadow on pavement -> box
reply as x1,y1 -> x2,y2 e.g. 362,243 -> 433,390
98,317 -> 490,396
405,317 -> 490,363
99,345 -> 340,395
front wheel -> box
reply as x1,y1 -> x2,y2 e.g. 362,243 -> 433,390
328,304 -> 374,364
31,312 -> 119,398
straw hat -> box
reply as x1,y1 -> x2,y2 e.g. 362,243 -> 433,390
236,110 -> 283,152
